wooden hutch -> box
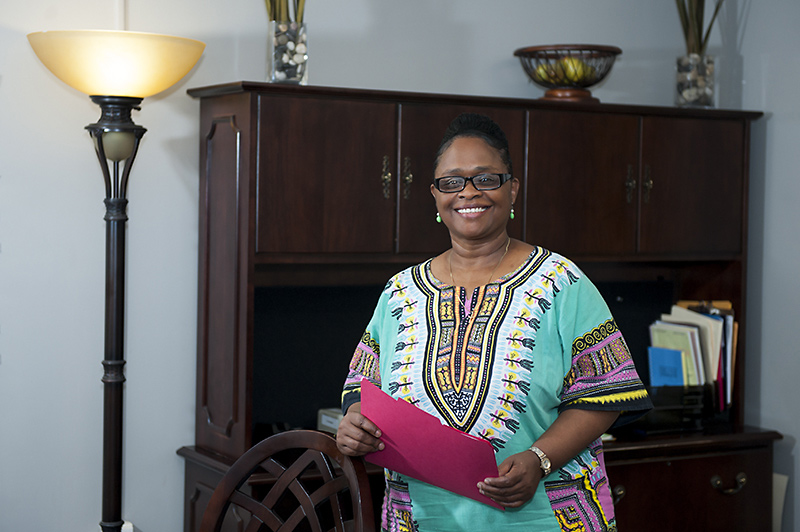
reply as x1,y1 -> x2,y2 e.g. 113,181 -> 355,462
178,82 -> 780,531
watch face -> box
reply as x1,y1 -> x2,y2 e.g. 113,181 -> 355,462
530,446 -> 550,474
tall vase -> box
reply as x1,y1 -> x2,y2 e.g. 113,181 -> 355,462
676,54 -> 715,107
268,21 -> 308,85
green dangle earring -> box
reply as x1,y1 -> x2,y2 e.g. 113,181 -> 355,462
510,206 -> 515,220
436,212 -> 442,223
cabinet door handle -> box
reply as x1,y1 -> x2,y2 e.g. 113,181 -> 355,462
381,155 -> 392,200
643,164 -> 654,203
402,156 -> 413,200
710,472 -> 747,495
612,485 -> 626,505
624,165 -> 636,203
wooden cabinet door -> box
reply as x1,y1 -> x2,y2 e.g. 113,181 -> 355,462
607,448 -> 772,531
397,103 -> 527,254
526,110 -> 640,256
255,95 -> 397,254
639,117 -> 745,256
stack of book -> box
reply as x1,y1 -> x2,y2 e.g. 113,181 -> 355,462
648,301 -> 737,409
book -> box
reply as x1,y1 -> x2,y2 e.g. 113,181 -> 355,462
730,320 -> 739,403
649,321 -> 704,385
724,314 -> 735,405
703,312 -> 726,411
660,305 -> 723,385
647,346 -> 686,387
677,300 -> 737,406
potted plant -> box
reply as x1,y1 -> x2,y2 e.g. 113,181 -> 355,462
674,0 -> 724,107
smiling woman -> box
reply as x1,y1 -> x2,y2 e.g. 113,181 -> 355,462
431,134 -> 518,292
335,113 -> 653,532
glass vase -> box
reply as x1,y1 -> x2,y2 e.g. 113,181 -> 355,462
268,21 -> 308,85
676,54 -> 715,107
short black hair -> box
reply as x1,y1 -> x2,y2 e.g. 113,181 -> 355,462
434,113 -> 512,175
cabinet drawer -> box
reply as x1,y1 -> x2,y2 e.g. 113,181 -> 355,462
607,448 -> 772,531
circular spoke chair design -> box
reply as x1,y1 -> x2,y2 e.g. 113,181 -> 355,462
200,429 -> 375,532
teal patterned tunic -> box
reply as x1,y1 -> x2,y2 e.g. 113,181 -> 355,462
342,247 -> 651,532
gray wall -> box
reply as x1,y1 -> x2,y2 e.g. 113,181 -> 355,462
0,1 -> 796,530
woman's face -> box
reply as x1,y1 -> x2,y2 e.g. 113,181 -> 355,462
431,136 -> 519,243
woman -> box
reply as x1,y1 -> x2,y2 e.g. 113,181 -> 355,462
336,113 -> 652,532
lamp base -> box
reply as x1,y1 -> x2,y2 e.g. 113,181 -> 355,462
99,521 -> 133,532
99,520 -> 125,532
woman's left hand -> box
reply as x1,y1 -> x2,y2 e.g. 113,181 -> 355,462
477,450 -> 542,508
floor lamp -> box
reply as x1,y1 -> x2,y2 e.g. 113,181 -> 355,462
27,30 -> 205,532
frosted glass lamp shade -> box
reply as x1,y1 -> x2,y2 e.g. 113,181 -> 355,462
27,30 -> 205,98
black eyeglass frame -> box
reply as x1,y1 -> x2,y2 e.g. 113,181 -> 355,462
433,173 -> 513,193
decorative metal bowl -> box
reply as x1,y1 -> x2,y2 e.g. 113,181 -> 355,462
514,44 -> 622,102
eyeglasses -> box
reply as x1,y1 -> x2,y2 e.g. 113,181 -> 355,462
433,173 -> 512,193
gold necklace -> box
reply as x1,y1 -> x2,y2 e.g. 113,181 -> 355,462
449,237 -> 512,288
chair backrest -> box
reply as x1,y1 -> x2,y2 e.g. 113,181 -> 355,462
200,429 -> 375,532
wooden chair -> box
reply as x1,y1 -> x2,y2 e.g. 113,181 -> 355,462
200,429 -> 375,532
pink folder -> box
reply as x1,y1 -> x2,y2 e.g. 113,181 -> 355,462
360,379 -> 503,509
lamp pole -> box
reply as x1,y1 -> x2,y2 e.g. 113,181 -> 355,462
87,96 -> 146,532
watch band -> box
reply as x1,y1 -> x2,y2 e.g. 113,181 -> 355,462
528,445 -> 552,476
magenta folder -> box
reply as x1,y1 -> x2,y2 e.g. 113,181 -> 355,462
360,379 -> 503,509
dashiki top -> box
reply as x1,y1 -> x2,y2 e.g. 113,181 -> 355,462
342,247 -> 652,532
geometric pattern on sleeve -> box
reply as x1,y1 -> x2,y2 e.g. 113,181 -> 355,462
561,319 -> 651,411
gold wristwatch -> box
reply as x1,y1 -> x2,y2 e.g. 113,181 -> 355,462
528,445 -> 551,476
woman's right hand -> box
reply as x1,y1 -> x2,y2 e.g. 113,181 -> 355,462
335,402 -> 384,456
